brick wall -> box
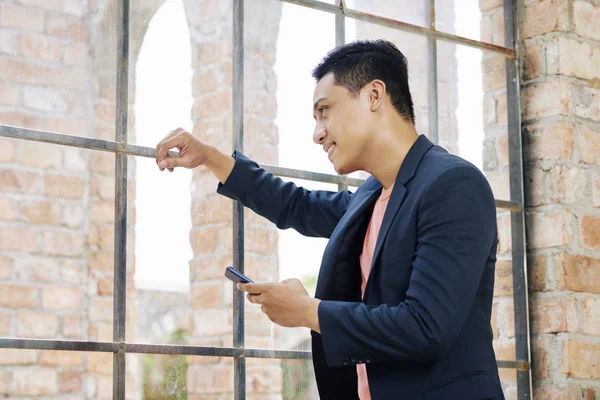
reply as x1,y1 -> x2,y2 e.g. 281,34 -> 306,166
519,0 -> 600,398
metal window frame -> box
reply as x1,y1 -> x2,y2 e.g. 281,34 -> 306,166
0,0 -> 531,399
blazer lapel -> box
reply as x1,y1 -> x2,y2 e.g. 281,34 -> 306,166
365,134 -> 435,292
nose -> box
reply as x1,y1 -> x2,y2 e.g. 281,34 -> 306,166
313,125 -> 326,145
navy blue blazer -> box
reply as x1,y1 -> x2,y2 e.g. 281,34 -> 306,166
217,135 -> 505,400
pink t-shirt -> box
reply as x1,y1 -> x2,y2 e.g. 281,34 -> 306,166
357,183 -> 395,400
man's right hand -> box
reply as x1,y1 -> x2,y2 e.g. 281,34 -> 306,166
155,127 -> 235,184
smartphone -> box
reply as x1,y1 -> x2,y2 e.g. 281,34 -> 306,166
224,266 -> 254,284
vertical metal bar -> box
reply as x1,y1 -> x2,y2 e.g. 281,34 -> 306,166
426,0 -> 439,145
336,0 -> 348,193
504,0 -> 532,399
232,0 -> 246,399
113,0 -> 129,398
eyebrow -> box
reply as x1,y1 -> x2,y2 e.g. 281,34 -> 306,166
313,97 -> 327,112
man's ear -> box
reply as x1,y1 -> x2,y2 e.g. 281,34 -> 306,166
368,79 -> 386,112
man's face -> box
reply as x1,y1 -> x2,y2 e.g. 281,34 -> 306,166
312,73 -> 373,175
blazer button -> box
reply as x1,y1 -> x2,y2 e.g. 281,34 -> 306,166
342,359 -> 349,366
366,356 -> 372,363
350,357 -> 357,364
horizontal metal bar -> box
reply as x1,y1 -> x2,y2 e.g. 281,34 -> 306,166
0,338 -> 119,352
0,125 -> 522,210
278,0 -> 515,58
495,199 -> 522,211
0,338 -> 523,367
262,164 -> 363,187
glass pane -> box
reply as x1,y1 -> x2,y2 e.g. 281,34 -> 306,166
0,1 -> 116,139
244,1 -> 336,175
437,41 -> 510,201
346,19 -> 430,141
345,0 -> 428,27
130,353 -> 233,398
244,179 -> 336,351
436,0 -> 506,47
129,0 -> 199,147
0,138 -> 114,341
247,357 -> 318,399
0,349 -> 113,398
129,155 -> 234,347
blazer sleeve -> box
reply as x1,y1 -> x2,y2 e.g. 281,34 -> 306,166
216,151 -> 352,238
317,164 -> 498,366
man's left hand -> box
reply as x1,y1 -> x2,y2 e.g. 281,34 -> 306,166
238,279 -> 321,333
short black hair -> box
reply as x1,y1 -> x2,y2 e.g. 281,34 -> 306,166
312,39 -> 415,124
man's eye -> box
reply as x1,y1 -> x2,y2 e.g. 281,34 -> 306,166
319,107 -> 326,114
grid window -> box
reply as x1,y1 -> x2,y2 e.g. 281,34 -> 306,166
0,0 -> 531,399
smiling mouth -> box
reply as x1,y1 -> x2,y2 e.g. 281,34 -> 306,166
327,144 -> 336,161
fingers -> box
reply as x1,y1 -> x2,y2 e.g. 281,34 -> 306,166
156,128 -> 185,170
238,283 -> 267,294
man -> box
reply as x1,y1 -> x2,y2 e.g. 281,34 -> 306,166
156,40 -> 504,399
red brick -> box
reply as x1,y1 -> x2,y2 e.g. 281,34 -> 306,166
0,311 -> 11,336
59,370 -> 82,393
45,66 -> 88,92
196,90 -> 233,121
523,42 -> 542,81
0,255 -> 10,280
531,295 -> 578,334
44,173 -> 85,199
582,297 -> 600,335
498,302 -> 515,338
18,0 -> 63,10
523,121 -> 573,161
90,200 -> 114,223
525,168 -> 545,207
88,223 -> 113,251
494,260 -> 513,296
89,298 -> 112,322
188,365 -> 233,394
97,276 -> 113,295
16,141 -> 62,169
496,94 -> 508,128
14,256 -> 59,283
0,349 -> 37,365
547,37 -> 600,81
522,79 -> 571,120
12,368 -> 58,396
573,86 -> 600,123
47,15 -> 89,41
532,338 -> 550,381
574,0 -> 600,41
0,169 -> 43,195
62,41 -> 88,67
557,253 -> 600,294
193,39 -> 233,66
580,215 -> 600,250
491,304 -> 498,339
0,196 -> 13,221
40,350 -> 83,366
0,81 -> 18,106
89,251 -> 113,272
564,340 -> 600,379
578,123 -> 600,166
19,200 -> 61,225
0,110 -> 41,128
594,174 -> 600,208
0,226 -> 38,252
44,117 -> 87,137
17,311 -> 59,338
40,230 -> 85,256
63,0 -> 86,16
190,226 -> 229,255
86,352 -> 112,374
62,315 -> 83,339
60,260 -> 84,284
549,165 -> 587,205
22,85 -> 69,113
246,366 -> 283,394
520,0 -> 569,39
20,32 -> 61,62
42,286 -> 83,311
492,341 -> 517,382
191,282 -> 224,309
62,204 -> 84,229
526,209 -> 573,249
533,385 -> 571,400
0,5 -> 45,31
0,138 -> 14,162
0,57 -> 44,84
